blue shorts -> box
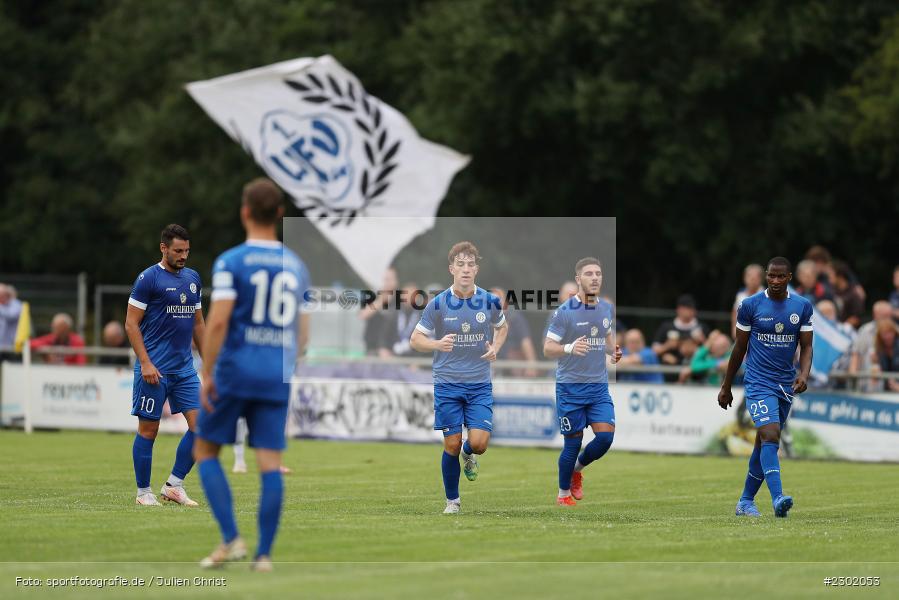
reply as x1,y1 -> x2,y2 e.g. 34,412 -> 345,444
197,396 -> 289,450
433,382 -> 493,436
556,383 -> 615,435
131,370 -> 200,421
745,383 -> 793,428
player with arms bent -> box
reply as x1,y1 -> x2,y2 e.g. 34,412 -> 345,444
194,178 -> 310,570
410,242 -> 508,514
544,257 -> 622,506
126,224 -> 205,507
719,257 -> 813,518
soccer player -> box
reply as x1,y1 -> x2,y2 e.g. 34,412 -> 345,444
125,224 -> 205,507
194,178 -> 309,570
718,257 -> 813,518
544,257 -> 621,506
410,241 -> 508,514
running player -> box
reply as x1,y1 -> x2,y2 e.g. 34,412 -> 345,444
410,241 -> 508,514
544,257 -> 621,506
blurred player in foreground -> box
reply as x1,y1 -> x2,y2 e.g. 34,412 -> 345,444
544,257 -> 621,506
126,224 -> 205,507
410,241 -> 507,514
719,257 -> 813,518
194,178 -> 309,570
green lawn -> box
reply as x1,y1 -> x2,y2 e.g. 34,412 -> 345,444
1,430 -> 896,598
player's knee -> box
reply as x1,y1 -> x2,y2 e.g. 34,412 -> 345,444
444,438 -> 462,455
469,440 -> 488,454
758,427 -> 780,444
137,420 -> 159,440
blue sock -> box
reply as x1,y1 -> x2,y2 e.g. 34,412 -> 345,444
760,442 -> 783,502
132,434 -> 155,489
462,440 -> 473,456
198,458 -> 238,543
740,444 -> 764,502
441,451 -> 460,500
577,431 -> 614,468
171,430 -> 195,480
257,470 -> 283,558
558,436 -> 582,490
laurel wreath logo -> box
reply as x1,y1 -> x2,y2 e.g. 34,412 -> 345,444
283,73 -> 401,226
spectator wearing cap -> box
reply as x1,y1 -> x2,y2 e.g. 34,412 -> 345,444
831,261 -> 865,329
0,284 -> 23,351
618,329 -> 663,383
652,294 -> 708,380
98,320 -> 131,366
30,313 -> 86,365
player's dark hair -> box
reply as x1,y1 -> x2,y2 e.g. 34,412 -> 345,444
448,241 -> 481,264
160,224 -> 189,246
242,178 -> 284,225
767,256 -> 792,272
574,257 -> 602,275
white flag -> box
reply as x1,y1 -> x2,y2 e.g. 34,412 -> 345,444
186,56 -> 470,288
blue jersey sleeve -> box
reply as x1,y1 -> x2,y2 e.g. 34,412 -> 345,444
489,293 -> 506,328
128,270 -> 153,310
545,307 -> 568,342
735,298 -> 753,332
800,301 -> 814,332
211,254 -> 238,302
416,298 -> 438,336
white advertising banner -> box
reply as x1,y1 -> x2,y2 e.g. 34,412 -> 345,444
1,362 -> 187,434
4,362 -> 897,462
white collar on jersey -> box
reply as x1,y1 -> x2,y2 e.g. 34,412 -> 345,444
245,239 -> 282,248
449,285 -> 478,299
157,262 -> 182,274
764,288 -> 790,299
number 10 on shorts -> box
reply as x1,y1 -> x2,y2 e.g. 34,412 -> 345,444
139,395 -> 155,413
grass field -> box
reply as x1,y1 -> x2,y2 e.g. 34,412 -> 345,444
1,430 -> 897,599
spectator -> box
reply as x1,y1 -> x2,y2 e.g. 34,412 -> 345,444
794,259 -> 833,304
731,264 -> 763,336
544,281 -> 579,338
890,265 -> 899,323
491,287 -> 538,376
617,329 -> 663,383
871,319 -> 899,392
831,261 -> 865,329
816,300 -> 856,383
360,267 -> 398,357
680,329 -> 732,384
652,294 -> 708,380
0,284 -> 23,351
805,245 -> 836,290
384,282 -> 423,357
849,300 -> 892,391
98,320 -> 130,366
29,313 -> 86,365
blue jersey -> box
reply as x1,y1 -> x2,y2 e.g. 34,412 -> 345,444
736,289 -> 813,391
416,287 -> 505,384
546,296 -> 614,388
129,263 -> 202,375
211,240 -> 309,403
